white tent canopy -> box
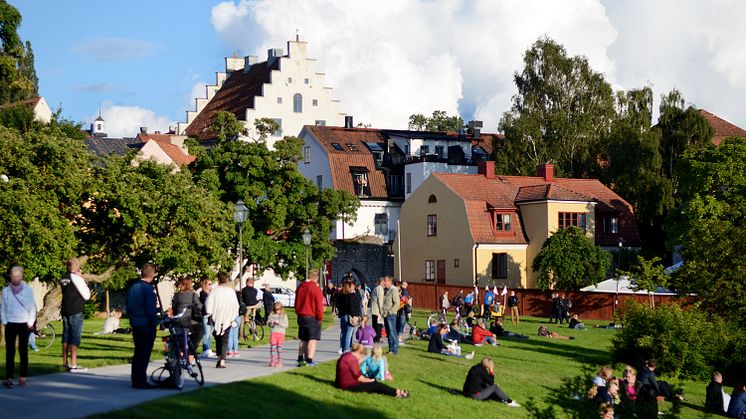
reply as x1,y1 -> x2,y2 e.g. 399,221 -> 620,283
580,276 -> 675,295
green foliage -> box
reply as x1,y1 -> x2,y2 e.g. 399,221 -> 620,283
191,135 -> 358,279
611,301 -> 739,381
532,227 -> 611,290
497,37 -> 615,178
622,255 -> 668,307
408,110 -> 463,132
666,137 -> 746,326
0,1 -> 38,103
0,103 -> 36,131
210,111 -> 246,142
253,117 -> 279,141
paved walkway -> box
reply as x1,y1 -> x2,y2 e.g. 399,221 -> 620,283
0,324 -> 342,419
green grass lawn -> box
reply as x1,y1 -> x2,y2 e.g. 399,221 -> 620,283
98,310 -> 720,419
0,308 -> 334,377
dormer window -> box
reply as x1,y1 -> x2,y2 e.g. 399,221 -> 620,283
346,143 -> 359,151
350,166 -> 370,197
495,213 -> 512,231
603,216 -> 619,234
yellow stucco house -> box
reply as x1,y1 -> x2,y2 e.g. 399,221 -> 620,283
394,162 -> 641,288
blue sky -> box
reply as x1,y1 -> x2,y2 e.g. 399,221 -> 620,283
12,0 -> 746,137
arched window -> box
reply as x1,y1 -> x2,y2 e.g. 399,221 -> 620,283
428,194 -> 437,203
293,93 -> 302,113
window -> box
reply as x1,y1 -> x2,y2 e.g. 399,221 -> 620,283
454,258 -> 460,268
428,194 -> 437,204
331,143 -> 344,151
558,212 -> 587,231
276,97 -> 282,104
427,214 -> 437,236
346,143 -> 359,151
352,173 -> 369,197
312,99 -> 318,106
316,175 -> 322,189
287,77 -> 293,83
374,213 -> 388,236
303,146 -> 311,163
387,174 -> 403,196
492,253 -> 508,279
495,213 -> 512,231
406,173 -> 412,193
304,78 -> 310,84
272,118 -> 282,137
404,144 -> 410,155
96,124 -> 102,130
425,260 -> 436,282
420,145 -> 430,156
293,93 -> 303,113
315,120 -> 326,126
435,145 -> 444,158
604,216 -> 619,234
437,260 -> 446,284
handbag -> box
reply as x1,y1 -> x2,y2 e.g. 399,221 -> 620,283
190,293 -> 203,320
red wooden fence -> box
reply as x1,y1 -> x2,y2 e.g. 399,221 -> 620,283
405,283 -> 695,321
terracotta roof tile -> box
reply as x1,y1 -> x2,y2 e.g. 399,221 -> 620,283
150,140 -> 196,166
137,133 -> 174,143
699,109 -> 746,146
515,183 -> 593,203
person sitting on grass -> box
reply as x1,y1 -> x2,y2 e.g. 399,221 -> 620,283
428,324 -> 474,359
490,317 -> 528,339
335,343 -> 408,398
637,359 -> 684,402
620,365 -> 638,411
537,324 -> 575,340
705,371 -> 730,415
361,344 -> 392,381
445,320 -> 470,345
727,382 -> 746,418
598,403 -> 614,419
568,314 -> 586,330
472,319 -> 499,346
588,366 -> 613,405
462,357 -> 520,407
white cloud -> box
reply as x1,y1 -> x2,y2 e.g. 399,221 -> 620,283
91,102 -> 174,137
73,37 -> 158,62
73,83 -> 115,93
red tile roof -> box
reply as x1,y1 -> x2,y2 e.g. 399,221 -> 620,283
137,133 -> 174,143
699,109 -> 746,146
144,140 -> 195,166
184,61 -> 279,140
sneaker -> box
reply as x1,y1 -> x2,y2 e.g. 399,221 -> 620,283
507,400 -> 521,407
69,365 -> 88,373
474,343 -> 484,347
306,361 -> 318,367
338,348 -> 343,354
297,359 -> 307,367
233,352 -> 241,358
269,361 -> 276,367
275,361 -> 283,367
465,351 -> 475,360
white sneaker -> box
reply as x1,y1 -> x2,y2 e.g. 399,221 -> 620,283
338,348 -> 343,354
201,350 -> 215,359
507,401 -> 521,407
69,365 -> 88,373
465,351 -> 475,360
474,343 -> 483,347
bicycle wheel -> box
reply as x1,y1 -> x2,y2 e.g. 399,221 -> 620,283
168,345 -> 184,390
36,324 -> 55,350
426,312 -> 440,328
186,341 -> 204,386
252,323 -> 265,341
457,317 -> 470,333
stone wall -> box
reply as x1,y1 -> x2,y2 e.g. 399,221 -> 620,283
331,241 -> 394,287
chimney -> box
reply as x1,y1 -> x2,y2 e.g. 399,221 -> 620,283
139,127 -> 147,134
478,161 -> 495,179
344,115 -> 354,129
537,163 -> 554,182
468,120 -> 483,139
243,55 -> 258,72
267,48 -> 284,63
154,131 -> 161,134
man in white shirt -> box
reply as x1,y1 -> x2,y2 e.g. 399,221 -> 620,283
60,258 -> 91,372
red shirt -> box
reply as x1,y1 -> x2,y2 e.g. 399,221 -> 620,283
472,325 -> 496,344
295,281 -> 324,321
335,352 -> 361,389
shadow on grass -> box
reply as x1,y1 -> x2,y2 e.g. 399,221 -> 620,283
416,379 -> 461,395
287,371 -> 335,386
506,337 -> 611,365
94,380 -> 391,419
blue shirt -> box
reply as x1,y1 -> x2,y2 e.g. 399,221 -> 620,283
361,356 -> 387,381
728,390 -> 746,418
126,280 -> 158,327
464,293 -> 474,304
484,292 -> 494,305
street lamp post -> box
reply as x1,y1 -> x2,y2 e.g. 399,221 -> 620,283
233,200 -> 249,288
615,237 -> 625,310
302,228 -> 312,281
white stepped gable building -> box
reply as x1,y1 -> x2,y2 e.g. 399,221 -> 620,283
181,38 -> 346,148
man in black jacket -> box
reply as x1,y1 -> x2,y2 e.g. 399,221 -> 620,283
637,359 -> 684,401
463,357 -> 520,407
507,291 -> 520,324
260,283 -> 274,325
241,280 -> 262,321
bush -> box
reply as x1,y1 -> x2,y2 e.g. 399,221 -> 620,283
611,301 -> 740,381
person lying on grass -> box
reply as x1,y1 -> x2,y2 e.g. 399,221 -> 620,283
428,324 -> 474,359
361,344 -> 393,381
472,319 -> 499,346
335,343 -> 408,398
462,357 -> 520,407
537,325 -> 575,340
489,317 -> 528,339
445,320 -> 471,345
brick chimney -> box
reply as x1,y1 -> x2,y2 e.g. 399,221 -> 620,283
537,163 -> 554,182
478,161 -> 495,179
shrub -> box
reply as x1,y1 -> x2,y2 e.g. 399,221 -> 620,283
611,301 -> 738,381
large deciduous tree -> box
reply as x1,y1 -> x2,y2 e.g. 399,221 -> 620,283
408,110 -> 464,132
532,227 -> 611,290
0,1 -> 38,103
497,37 -> 615,178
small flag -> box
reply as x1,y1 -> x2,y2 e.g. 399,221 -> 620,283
501,286 -> 508,296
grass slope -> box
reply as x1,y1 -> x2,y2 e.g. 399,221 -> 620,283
100,311 -> 715,419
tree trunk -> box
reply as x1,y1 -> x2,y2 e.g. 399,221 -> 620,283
105,289 -> 110,317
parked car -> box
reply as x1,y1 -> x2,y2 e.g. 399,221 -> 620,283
270,286 -> 296,307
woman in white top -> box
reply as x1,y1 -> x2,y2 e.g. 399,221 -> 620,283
205,272 -> 239,368
2,266 -> 37,388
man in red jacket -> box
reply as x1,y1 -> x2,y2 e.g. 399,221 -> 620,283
295,268 -> 324,367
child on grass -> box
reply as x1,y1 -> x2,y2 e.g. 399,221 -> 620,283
361,344 -> 392,381
355,315 -> 376,353
267,301 -> 288,367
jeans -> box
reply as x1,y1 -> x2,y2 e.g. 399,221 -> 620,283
372,315 -> 383,343
131,324 -> 156,386
384,315 -> 398,354
396,311 -> 408,336
470,384 -> 510,402
28,329 -> 38,351
62,312 -> 84,346
228,315 -> 241,352
202,316 -> 213,352
339,315 -> 354,352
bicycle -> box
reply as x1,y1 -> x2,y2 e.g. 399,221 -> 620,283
151,310 -> 204,390
32,323 -> 55,350
427,307 -> 470,333
242,310 -> 265,344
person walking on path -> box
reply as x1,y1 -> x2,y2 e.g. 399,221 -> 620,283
60,258 -> 91,372
126,263 -> 159,389
369,277 -> 385,343
2,266 -> 37,388
205,272 -> 239,368
507,291 -> 520,324
335,279 -> 361,353
381,277 -> 400,355
267,301 -> 288,367
295,268 -> 325,367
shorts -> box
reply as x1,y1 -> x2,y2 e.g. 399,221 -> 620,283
62,312 -> 84,346
297,315 -> 321,341
270,332 -> 286,345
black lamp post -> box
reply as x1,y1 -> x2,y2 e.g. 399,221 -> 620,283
233,200 -> 248,287
302,228 -> 312,281
615,237 -> 625,309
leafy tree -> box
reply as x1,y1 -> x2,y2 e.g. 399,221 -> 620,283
408,110 -> 463,132
210,110 -> 247,142
497,37 -> 615,178
0,1 -> 38,103
666,137 -> 746,326
532,227 -> 611,290
622,255 -> 668,308
0,102 -> 36,132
